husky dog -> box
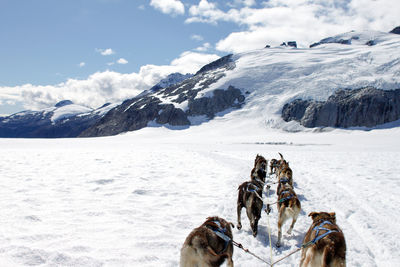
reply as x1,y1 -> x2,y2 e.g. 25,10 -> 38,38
276,153 -> 293,194
180,216 -> 234,267
254,154 -> 268,172
300,212 -> 346,267
237,180 -> 263,237
275,183 -> 301,247
269,158 -> 280,174
252,154 -> 267,185
251,166 -> 267,185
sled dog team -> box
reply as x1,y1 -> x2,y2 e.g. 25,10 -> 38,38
180,153 -> 346,267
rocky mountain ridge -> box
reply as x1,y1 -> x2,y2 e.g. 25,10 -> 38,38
1,27 -> 400,137
0,101 -> 115,138
282,87 -> 400,128
80,54 -> 244,137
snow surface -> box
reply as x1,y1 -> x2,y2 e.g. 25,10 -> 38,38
0,122 -> 399,266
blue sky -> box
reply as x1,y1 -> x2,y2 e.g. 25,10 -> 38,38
0,0 -> 399,114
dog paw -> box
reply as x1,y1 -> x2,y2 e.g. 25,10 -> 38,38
276,242 -> 281,248
252,231 -> 257,237
287,229 -> 292,235
237,224 -> 242,230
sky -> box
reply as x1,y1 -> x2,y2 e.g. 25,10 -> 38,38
0,0 -> 399,115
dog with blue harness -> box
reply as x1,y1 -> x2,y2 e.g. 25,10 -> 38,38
180,216 -> 234,267
300,212 -> 346,267
276,183 -> 301,247
237,180 -> 264,237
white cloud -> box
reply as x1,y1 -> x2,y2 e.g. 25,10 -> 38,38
96,48 -> 115,56
117,58 -> 128,64
228,0 -> 256,8
186,0 -> 226,25
138,4 -> 145,10
187,0 -> 400,53
0,51 -> 220,111
195,42 -> 211,52
191,34 -> 204,41
79,62 -> 85,67
107,62 -> 115,66
150,0 -> 185,16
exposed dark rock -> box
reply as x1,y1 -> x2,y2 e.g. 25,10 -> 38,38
265,45 -> 271,48
156,104 -> 190,125
282,87 -> 400,128
195,54 -> 234,75
390,26 -> 400,34
149,73 -> 193,92
55,100 -> 74,107
365,40 -> 376,46
187,86 -> 245,118
282,99 -> 310,122
310,36 -> 354,48
287,41 -> 297,48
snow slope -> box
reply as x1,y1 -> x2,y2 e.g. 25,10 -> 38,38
0,123 -> 399,266
194,30 -> 400,131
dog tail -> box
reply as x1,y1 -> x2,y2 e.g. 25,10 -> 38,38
278,152 -> 284,160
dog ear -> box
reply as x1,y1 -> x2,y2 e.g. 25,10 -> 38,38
329,212 -> 336,219
308,212 -> 319,219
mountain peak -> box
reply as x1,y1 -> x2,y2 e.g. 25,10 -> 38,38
150,72 -> 193,92
390,26 -> 400,34
55,100 -> 74,108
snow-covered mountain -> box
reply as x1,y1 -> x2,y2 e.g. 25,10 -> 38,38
82,28 -> 400,136
0,74 -> 192,138
2,28 -> 400,138
0,101 -> 117,138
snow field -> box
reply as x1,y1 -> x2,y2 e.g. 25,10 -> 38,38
0,129 -> 399,266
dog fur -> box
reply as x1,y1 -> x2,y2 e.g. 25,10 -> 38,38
237,181 -> 263,237
300,212 -> 346,267
275,183 -> 301,247
254,154 -> 268,172
251,166 -> 267,185
275,153 -> 293,194
180,216 -> 234,267
251,154 -> 267,186
269,158 -> 279,174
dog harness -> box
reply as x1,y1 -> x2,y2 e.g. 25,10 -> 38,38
247,183 -> 261,193
253,177 -> 265,186
206,220 -> 232,253
278,189 -> 293,203
279,177 -> 290,184
302,220 -> 339,247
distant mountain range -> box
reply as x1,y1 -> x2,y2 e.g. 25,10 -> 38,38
1,26 -> 400,138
